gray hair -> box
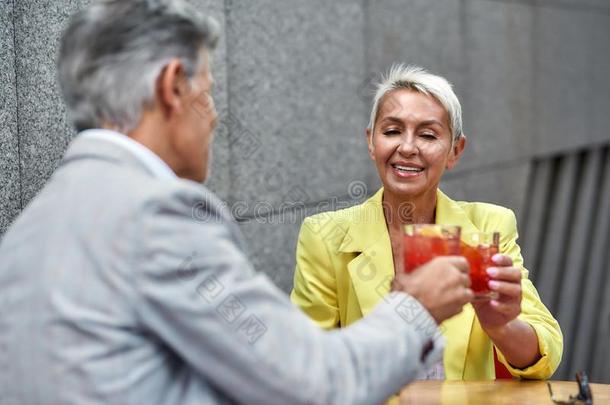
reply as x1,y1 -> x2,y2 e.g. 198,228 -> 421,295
367,64 -> 463,142
58,0 -> 219,132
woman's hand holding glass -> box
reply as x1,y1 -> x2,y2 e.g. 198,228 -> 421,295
471,254 -> 522,332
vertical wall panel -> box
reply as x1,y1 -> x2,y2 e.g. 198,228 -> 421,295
534,155 -> 578,312
554,149 -> 603,378
588,148 -> 610,383
520,160 -> 553,281
0,1 -> 21,234
515,146 -> 610,381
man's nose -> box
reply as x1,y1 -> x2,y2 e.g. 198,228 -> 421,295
205,92 -> 218,128
211,107 -> 219,130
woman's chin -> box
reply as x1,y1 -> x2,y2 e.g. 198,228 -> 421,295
384,184 -> 420,198
382,181 -> 436,200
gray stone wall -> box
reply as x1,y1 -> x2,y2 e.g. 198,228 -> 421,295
1,0 -> 610,381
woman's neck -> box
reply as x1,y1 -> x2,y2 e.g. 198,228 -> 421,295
382,188 -> 437,233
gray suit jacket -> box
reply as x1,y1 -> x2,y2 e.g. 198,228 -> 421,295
0,136 -> 442,405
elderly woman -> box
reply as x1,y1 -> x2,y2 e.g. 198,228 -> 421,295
291,65 -> 563,380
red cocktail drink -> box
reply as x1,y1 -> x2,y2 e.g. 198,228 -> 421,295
403,225 -> 461,273
461,232 -> 500,300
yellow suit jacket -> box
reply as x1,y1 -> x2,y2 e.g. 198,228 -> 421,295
291,188 -> 563,380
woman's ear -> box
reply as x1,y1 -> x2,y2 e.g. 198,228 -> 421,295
446,134 -> 466,170
366,127 -> 375,160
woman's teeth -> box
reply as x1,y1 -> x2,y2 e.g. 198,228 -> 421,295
392,164 -> 423,173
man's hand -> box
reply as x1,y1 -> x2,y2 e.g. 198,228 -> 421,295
391,256 -> 473,324
472,254 -> 522,332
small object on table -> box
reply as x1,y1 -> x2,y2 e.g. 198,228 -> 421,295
547,371 -> 593,405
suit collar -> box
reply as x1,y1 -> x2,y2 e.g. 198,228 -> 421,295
60,131 -> 242,235
80,129 -> 177,179
60,131 -> 161,179
344,187 -> 479,378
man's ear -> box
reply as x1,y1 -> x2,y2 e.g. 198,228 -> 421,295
156,59 -> 189,117
366,127 -> 375,161
446,134 -> 466,170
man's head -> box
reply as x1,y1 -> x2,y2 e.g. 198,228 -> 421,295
58,0 -> 219,182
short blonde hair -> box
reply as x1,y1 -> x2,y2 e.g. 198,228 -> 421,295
368,64 -> 463,141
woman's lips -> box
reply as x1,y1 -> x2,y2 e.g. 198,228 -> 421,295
390,163 -> 424,178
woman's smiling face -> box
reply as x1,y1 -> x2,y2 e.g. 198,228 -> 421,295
367,88 -> 465,201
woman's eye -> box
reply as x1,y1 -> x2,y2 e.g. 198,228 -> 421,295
420,132 -> 437,140
383,129 -> 401,136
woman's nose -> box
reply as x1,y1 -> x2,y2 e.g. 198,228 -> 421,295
397,135 -> 418,156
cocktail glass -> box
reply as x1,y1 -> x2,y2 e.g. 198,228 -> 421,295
461,231 -> 500,301
403,224 -> 461,273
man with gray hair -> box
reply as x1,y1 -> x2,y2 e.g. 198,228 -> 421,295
0,1 -> 473,404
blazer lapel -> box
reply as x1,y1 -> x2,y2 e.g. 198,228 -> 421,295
341,189 -> 395,317
346,238 -> 395,317
436,189 -> 481,379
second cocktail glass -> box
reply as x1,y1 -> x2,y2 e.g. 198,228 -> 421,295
460,231 -> 500,301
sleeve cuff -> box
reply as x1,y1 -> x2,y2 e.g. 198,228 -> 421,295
496,321 -> 556,379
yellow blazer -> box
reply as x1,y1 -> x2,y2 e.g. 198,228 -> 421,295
291,188 -> 563,380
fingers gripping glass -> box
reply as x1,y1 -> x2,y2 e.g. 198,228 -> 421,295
547,372 -> 593,405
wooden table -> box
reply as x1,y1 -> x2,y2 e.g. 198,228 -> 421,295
395,380 -> 610,404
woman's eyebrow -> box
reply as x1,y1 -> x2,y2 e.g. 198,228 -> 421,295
417,119 -> 445,128
378,116 -> 403,125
